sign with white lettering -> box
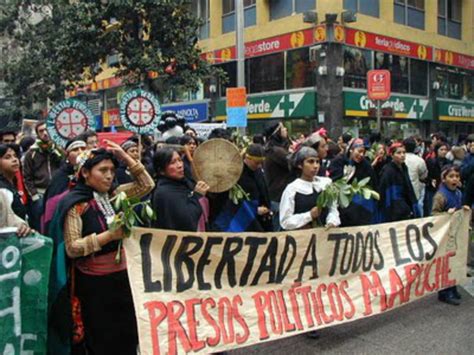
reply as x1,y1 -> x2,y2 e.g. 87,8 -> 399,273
119,89 -> 161,134
161,102 -> 208,123
344,91 -> 432,120
367,70 -> 391,101
188,123 -> 226,138
345,28 -> 433,61
0,233 -> 53,354
46,99 -> 96,147
437,100 -> 474,122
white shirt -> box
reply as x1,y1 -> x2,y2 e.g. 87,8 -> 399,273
280,177 -> 340,230
405,153 -> 428,200
0,189 -> 26,229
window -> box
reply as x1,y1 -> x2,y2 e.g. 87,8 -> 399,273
438,0 -> 461,39
465,75 -> 474,100
213,62 -> 237,97
247,53 -> 284,93
409,59 -> 427,95
375,52 -> 408,93
286,48 -> 315,89
435,66 -> 472,100
343,47 -> 372,89
222,0 -> 256,33
106,53 -> 119,67
191,0 -> 210,39
394,0 -> 425,30
270,0 -> 315,21
105,87 -> 119,110
344,0 -> 379,18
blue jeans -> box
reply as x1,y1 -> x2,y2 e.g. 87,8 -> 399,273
424,189 -> 435,217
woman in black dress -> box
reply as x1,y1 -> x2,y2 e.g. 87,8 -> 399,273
329,138 -> 379,226
151,147 -> 209,231
379,142 -> 419,222
57,141 -> 154,354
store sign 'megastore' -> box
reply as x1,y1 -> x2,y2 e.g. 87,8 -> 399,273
434,48 -> 474,70
210,28 -> 314,63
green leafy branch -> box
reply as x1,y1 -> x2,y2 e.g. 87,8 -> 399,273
231,130 -> 252,152
316,177 -> 380,210
109,191 -> 156,263
229,184 -> 250,205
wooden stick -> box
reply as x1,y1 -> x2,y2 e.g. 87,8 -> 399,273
183,145 -> 202,182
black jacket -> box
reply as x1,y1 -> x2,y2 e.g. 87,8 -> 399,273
329,156 -> 378,226
264,145 -> 292,202
151,177 -> 203,231
379,161 -> 419,222
212,164 -> 273,232
43,163 -> 75,205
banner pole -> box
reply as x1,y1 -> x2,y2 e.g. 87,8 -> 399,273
376,99 -> 382,134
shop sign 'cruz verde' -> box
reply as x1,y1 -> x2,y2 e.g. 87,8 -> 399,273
216,91 -> 316,121
344,91 -> 432,120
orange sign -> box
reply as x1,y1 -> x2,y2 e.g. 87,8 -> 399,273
205,52 -> 215,64
417,45 -> 427,60
314,25 -> 326,42
367,70 -> 391,101
334,25 -> 345,43
354,30 -> 367,48
103,108 -> 122,128
226,87 -> 247,108
444,51 -> 454,65
290,31 -> 305,48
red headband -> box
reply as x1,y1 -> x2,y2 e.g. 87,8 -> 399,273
388,142 -> 404,156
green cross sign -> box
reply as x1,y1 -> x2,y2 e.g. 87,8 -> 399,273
279,96 -> 295,116
412,100 -> 425,118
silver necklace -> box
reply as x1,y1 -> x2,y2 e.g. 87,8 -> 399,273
93,191 -> 116,225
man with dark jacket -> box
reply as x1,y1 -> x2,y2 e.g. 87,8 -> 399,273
23,121 -> 63,229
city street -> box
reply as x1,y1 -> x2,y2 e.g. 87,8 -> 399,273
232,277 -> 474,354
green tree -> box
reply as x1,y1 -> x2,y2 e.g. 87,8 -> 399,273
0,0 -> 219,112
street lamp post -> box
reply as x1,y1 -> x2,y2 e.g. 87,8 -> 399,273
235,0 -> 246,136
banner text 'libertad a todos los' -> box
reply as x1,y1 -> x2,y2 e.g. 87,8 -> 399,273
124,211 -> 470,354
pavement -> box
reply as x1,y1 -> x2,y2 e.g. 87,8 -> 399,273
230,277 -> 474,354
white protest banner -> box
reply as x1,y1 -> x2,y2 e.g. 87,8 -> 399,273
124,211 -> 470,354
188,122 -> 226,138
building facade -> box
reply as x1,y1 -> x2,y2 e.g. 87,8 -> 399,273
195,0 -> 474,139
70,0 -> 474,140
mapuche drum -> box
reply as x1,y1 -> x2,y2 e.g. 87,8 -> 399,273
192,138 -> 243,193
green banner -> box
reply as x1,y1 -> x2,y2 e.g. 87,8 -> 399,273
344,91 -> 433,120
437,99 -> 474,122
216,91 -> 316,121
0,233 -> 53,354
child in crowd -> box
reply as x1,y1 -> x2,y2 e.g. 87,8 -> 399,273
432,165 -> 470,306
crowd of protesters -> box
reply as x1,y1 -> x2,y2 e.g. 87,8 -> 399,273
1,116 -> 473,354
